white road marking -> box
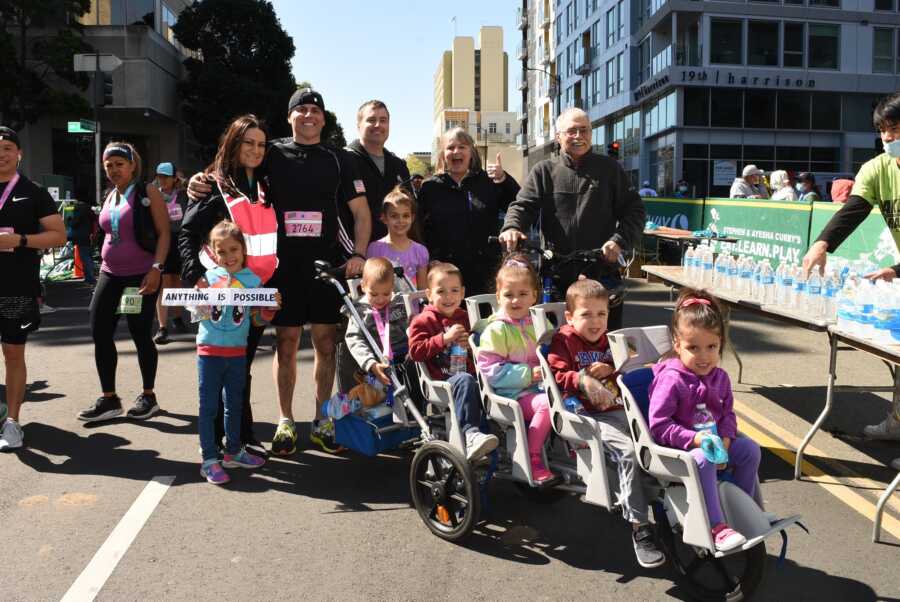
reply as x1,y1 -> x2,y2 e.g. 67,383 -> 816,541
60,476 -> 174,602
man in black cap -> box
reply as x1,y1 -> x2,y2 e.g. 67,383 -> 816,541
0,127 -> 67,450
188,88 -> 371,455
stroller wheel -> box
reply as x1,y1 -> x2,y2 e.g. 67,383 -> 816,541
654,504 -> 767,602
410,440 -> 480,542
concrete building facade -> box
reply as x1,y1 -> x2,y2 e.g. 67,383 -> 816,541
540,0 -> 900,197
433,27 -> 524,182
517,0 -> 560,169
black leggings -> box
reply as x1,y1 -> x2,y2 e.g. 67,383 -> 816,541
90,271 -> 159,392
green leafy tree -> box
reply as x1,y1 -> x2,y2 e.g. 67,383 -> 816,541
405,154 -> 433,177
0,0 -> 93,131
295,80 -> 345,149
173,0 -> 296,162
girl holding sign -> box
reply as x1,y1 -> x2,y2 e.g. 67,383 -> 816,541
78,142 -> 170,424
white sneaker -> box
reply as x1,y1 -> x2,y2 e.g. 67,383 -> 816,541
464,428 -> 498,462
863,413 -> 900,441
0,418 -> 23,450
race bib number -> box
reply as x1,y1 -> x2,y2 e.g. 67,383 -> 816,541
284,211 -> 322,237
167,203 -> 183,221
117,287 -> 143,315
0,227 -> 13,253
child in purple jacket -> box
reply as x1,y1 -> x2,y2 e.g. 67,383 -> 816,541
648,288 -> 761,552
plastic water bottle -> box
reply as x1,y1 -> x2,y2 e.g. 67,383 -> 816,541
836,274 -> 857,331
701,247 -> 715,288
725,254 -> 738,292
778,261 -> 794,308
321,393 -> 361,419
758,260 -> 774,305
873,281 -> 894,344
683,246 -> 695,283
750,259 -> 764,302
823,269 -> 840,322
563,396 -> 582,413
542,277 -> 554,304
714,253 -> 727,289
448,343 -> 468,376
793,267 -> 808,313
856,280 -> 876,339
739,257 -> 755,299
692,403 -> 718,437
807,266 -> 823,319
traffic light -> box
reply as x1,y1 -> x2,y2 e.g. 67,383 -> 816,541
607,141 -> 620,159
102,73 -> 113,106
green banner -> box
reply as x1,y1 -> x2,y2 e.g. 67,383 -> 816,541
643,197 -> 705,230
810,203 -> 899,269
701,198 -> 812,264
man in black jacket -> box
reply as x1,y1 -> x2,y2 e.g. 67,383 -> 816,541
499,108 -> 645,330
344,100 -> 411,242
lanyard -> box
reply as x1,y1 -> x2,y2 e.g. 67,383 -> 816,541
371,305 -> 392,360
0,172 -> 20,212
109,182 -> 135,244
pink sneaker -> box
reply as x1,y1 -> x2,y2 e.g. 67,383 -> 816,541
712,523 -> 747,552
201,461 -> 230,485
223,448 -> 266,469
529,453 -> 557,484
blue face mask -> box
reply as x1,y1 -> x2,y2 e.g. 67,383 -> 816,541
884,139 -> 900,158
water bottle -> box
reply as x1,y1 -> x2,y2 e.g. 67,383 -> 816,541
725,254 -> 738,292
563,396 -> 582,413
778,261 -> 794,308
836,274 -> 857,331
683,246 -> 695,283
873,281 -> 893,344
751,259 -> 764,302
739,256 -> 755,299
321,393 -> 361,419
701,247 -> 714,288
823,269 -> 840,322
714,253 -> 727,289
807,266 -> 823,319
793,267 -> 808,313
856,280 -> 876,339
692,403 -> 718,437
448,343 -> 468,376
542,277 -> 554,304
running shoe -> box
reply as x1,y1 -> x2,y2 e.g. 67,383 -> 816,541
632,524 -> 666,568
77,395 -> 123,423
464,428 -> 498,462
712,523 -> 747,552
529,453 -> 557,484
153,327 -> 171,345
127,393 -> 160,420
223,447 -> 266,469
863,412 -> 900,441
271,420 -> 298,456
310,419 -> 346,454
0,418 -> 24,451
200,461 -> 230,485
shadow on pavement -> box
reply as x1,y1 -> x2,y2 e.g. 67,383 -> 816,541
0,380 -> 65,403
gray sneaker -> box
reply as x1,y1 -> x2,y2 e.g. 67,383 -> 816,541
0,418 -> 24,451
464,428 -> 499,462
632,524 -> 666,568
863,413 -> 900,441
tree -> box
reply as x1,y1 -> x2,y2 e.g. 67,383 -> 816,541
173,0 -> 296,162
295,80 -> 345,149
405,154 -> 433,177
0,0 -> 93,131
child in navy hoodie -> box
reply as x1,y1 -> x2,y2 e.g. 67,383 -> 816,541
408,262 -> 498,461
548,279 -> 665,568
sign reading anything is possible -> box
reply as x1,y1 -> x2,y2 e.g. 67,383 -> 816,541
161,288 -> 279,307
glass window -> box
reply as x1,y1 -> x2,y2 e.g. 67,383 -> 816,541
778,92 -> 811,129
748,21 -> 779,66
616,53 -> 624,94
743,90 -> 776,129
710,145 -> 741,159
876,0 -> 895,9
842,95 -> 879,131
684,144 -> 708,159
710,90 -> 742,127
592,21 -> 603,55
744,145 -> 775,161
811,94 -> 841,130
607,7 -> 616,47
682,160 -> 709,197
853,147 -> 879,172
874,28 -> 894,74
488,122 -> 497,134
809,24 -> 840,69
505,122 -> 511,134
684,87 -> 710,127
808,0 -> 839,6
573,0 -> 578,29
592,67 -> 602,104
616,0 -> 624,41
784,23 -> 804,68
606,58 -> 616,98
710,20 -> 743,65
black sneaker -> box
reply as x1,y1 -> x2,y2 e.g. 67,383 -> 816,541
127,393 -> 160,420
78,395 -> 123,423
172,317 -> 189,334
153,327 -> 171,345
632,524 -> 666,568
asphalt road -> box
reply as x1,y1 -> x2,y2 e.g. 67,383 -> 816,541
1,279 -> 898,601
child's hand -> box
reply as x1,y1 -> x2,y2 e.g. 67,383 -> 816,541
371,363 -> 391,385
692,431 -> 706,448
531,366 -> 543,384
587,362 -> 614,380
274,291 -> 283,309
443,324 -> 468,346
582,374 -> 615,410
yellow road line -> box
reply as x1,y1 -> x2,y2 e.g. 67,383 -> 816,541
733,399 -> 900,541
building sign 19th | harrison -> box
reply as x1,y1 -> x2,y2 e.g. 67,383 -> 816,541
634,69 -> 816,101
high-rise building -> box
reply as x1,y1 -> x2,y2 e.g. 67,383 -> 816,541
540,0 -> 894,197
517,0 -> 559,169
433,26 -> 524,181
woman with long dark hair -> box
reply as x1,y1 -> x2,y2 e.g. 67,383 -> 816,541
179,114 -> 273,456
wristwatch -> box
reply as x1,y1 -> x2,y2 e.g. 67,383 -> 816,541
151,262 -> 163,272
18,234 -> 27,248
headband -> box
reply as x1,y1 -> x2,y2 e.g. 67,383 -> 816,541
103,145 -> 133,162
679,297 -> 711,309
503,258 -> 530,269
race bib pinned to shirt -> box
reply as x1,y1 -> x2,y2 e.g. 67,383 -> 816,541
167,201 -> 183,221
284,210 -> 322,237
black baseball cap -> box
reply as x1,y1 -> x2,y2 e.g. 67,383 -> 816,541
287,87 -> 325,115
0,126 -> 20,148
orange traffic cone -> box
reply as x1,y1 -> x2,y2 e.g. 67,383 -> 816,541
73,245 -> 84,279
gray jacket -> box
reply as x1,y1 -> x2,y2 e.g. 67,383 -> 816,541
343,294 -> 409,372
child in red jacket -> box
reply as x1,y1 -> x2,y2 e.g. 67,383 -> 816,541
547,279 -> 665,569
408,262 -> 498,461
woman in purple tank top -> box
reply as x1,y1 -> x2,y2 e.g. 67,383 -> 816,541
77,141 -> 170,424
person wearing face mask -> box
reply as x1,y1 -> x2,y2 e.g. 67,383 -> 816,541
499,108 -> 646,331
803,91 -> 900,445
418,127 -> 520,294
674,179 -> 691,198
796,172 -> 822,203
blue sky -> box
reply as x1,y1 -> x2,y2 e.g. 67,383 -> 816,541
269,0 -> 519,158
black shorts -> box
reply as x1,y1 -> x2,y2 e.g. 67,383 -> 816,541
269,265 -> 342,327
162,234 -> 182,275
0,297 -> 40,345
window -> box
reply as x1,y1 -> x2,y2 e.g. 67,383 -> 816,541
624,110 -> 640,157
592,67 -> 602,104
811,94 -> 841,130
744,90 -> 776,129
710,20 -> 743,65
778,92 -> 811,129
616,53 -> 624,95
592,124 -> 605,151
488,122 -> 497,134
876,0 -> 895,9
616,1 -> 624,41
556,15 -> 563,45
606,58 -> 616,98
505,122 -> 511,135
784,23 -> 804,67
644,92 -> 676,137
710,90 -> 742,127
591,21 -> 603,56
853,147 -> 879,172
585,0 -> 594,16
79,0 -> 155,26
808,0 -> 839,6
607,7 -> 617,47
748,21 -> 779,66
874,28 -> 894,74
684,88 -> 710,127
808,24 -> 839,69
161,3 -> 180,49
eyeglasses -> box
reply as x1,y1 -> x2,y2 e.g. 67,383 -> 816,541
562,127 -> 589,138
